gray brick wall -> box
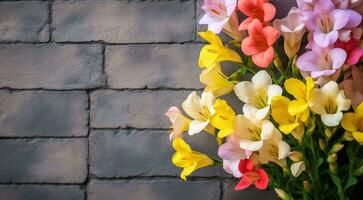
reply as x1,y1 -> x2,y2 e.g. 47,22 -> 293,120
0,0 -> 296,199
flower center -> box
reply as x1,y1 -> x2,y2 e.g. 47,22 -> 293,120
248,127 -> 261,141
252,89 -> 268,109
325,97 -> 338,114
318,15 -> 333,34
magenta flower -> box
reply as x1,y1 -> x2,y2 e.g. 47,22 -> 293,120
304,0 -> 362,47
297,43 -> 347,79
199,0 -> 237,34
218,134 -> 250,178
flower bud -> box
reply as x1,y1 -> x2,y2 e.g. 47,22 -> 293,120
319,139 -> 327,151
344,131 -> 354,141
304,181 -> 311,192
329,162 -> 337,174
291,161 -> 306,177
274,188 -> 289,200
330,144 -> 344,154
354,164 -> 363,176
327,154 -> 337,163
288,151 -> 303,162
325,128 -> 334,139
274,57 -> 283,72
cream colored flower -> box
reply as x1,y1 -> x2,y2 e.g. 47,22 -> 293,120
182,92 -> 215,135
234,70 -> 282,120
165,106 -> 191,140
291,161 -> 306,177
309,81 -> 351,127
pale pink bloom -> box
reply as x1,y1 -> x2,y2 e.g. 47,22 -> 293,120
341,66 -> 363,108
165,107 -> 191,140
199,0 -> 237,34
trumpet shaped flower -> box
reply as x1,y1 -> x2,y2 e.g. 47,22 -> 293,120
200,63 -> 236,97
258,130 -> 291,168
235,159 -> 269,190
210,99 -> 236,138
199,0 -> 237,34
335,38 -> 363,65
341,102 -> 363,143
271,96 -> 308,142
241,19 -> 280,68
182,92 -> 216,135
284,78 -> 314,116
234,70 -> 282,120
198,31 -> 242,68
234,115 -> 275,151
238,0 -> 276,30
165,107 -> 191,140
341,66 -> 363,108
309,81 -> 351,127
172,138 -> 214,180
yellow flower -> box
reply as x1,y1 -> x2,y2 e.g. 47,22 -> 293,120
200,63 -> 235,97
271,96 -> 308,142
341,102 -> 363,144
210,99 -> 236,138
198,31 -> 242,69
172,138 -> 214,180
182,92 -> 216,135
309,81 -> 351,127
284,77 -> 314,116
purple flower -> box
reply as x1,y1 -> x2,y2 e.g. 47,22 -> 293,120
297,43 -> 347,79
304,0 -> 362,47
199,0 -> 237,34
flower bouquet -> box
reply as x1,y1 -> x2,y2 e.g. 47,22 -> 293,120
165,0 -> 363,199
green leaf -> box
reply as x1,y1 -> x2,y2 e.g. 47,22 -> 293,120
344,176 -> 358,191
329,172 -> 345,199
316,158 -> 323,168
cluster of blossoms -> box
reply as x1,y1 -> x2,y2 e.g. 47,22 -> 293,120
165,0 -> 363,199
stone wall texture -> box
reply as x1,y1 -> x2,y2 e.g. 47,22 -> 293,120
0,0 -> 296,199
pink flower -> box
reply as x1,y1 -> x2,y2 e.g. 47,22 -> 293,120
165,107 -> 191,140
297,44 -> 347,78
237,0 -> 276,30
199,0 -> 237,34
218,135 -> 250,178
341,66 -> 363,108
335,38 -> 363,65
304,0 -> 362,47
296,0 -> 317,11
235,159 -> 269,190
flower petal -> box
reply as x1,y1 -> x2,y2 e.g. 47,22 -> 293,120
252,47 -> 275,68
321,112 -> 343,127
188,120 -> 209,135
262,3 -> 276,22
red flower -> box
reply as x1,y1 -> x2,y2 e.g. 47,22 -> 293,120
335,39 -> 363,65
234,159 -> 269,190
241,19 -> 279,68
238,0 -> 276,30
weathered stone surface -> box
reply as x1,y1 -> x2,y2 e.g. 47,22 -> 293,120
106,45 -> 203,89
223,181 -> 277,200
0,90 -> 88,137
53,0 -> 195,43
90,90 -> 191,128
0,44 -> 105,89
0,2 -> 49,42
90,130 -> 228,177
0,185 -> 84,200
0,139 -> 87,183
88,180 -> 221,200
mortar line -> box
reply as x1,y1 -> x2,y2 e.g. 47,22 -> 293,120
0,88 -> 203,92
48,0 -> 53,42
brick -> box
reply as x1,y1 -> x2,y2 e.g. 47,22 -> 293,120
88,180 -> 221,200
223,181 -> 277,200
106,44 -> 203,89
0,44 -> 105,89
53,0 -> 195,43
0,90 -> 88,137
90,90 -> 191,129
0,139 -> 87,183
0,185 -> 84,200
0,2 -> 49,42
90,130 -> 227,177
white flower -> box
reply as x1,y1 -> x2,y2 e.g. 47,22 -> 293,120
234,70 -> 282,120
291,161 -> 306,177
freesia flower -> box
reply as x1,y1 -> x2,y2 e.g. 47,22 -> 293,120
172,137 -> 214,180
238,0 -> 276,30
198,31 -> 242,68
341,102 -> 363,143
273,8 -> 306,59
241,19 -> 280,68
223,12 -> 247,41
199,0 -> 238,34
332,0 -> 350,8
165,107 -> 191,140
341,66 -> 363,108
335,38 -> 363,65
200,63 -> 236,97
304,0 -> 362,47
258,130 -> 291,168
218,134 -> 250,177
182,92 -> 216,135
297,44 -> 347,79
210,99 -> 236,138
235,159 -> 269,190
233,115 -> 275,151
309,81 -> 351,127
234,70 -> 282,120
291,161 -> 306,177
271,96 -> 308,142
284,78 -> 314,116
296,0 -> 317,11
